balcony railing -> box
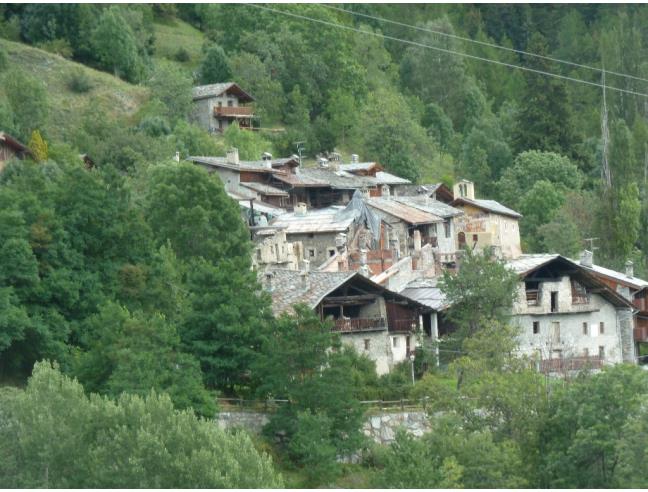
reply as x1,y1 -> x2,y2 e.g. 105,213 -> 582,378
332,317 -> 387,333
539,356 -> 603,373
214,106 -> 254,117
389,318 -> 419,333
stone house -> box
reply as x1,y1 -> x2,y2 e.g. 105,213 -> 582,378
263,268 -> 434,374
508,254 -> 635,372
0,131 -> 31,172
191,83 -> 256,133
576,251 -> 648,357
450,179 -> 523,259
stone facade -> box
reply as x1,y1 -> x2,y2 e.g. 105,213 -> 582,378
252,230 -> 304,271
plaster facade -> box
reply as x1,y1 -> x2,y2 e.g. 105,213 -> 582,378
454,203 -> 522,259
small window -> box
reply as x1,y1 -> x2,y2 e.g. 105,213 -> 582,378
472,234 -> 478,243
392,337 -> 398,348
599,322 -> 605,335
227,100 -> 234,107
551,291 -> 558,313
552,321 -> 561,343
364,339 -> 371,351
583,322 -> 588,336
599,345 -> 605,358
583,348 -> 589,357
308,248 -> 316,258
532,321 -> 540,334
328,248 -> 336,257
444,221 -> 451,238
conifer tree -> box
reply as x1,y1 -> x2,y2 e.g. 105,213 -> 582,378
27,130 -> 48,162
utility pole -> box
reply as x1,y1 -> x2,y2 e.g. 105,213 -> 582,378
294,141 -> 305,167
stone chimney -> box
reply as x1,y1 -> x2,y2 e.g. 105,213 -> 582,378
300,267 -> 310,290
625,260 -> 634,278
381,184 -> 391,199
262,152 -> 273,169
580,250 -> 593,268
351,154 -> 359,164
294,202 -> 307,217
226,148 -> 239,165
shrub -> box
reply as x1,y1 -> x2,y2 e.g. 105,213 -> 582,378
66,69 -> 93,93
174,47 -> 191,63
36,38 -> 73,58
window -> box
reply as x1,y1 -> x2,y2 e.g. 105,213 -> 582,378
599,322 -> 605,335
550,291 -> 558,312
571,280 -> 589,304
583,322 -> 588,335
551,322 -> 561,343
217,101 -> 222,108
444,221 -> 451,238
599,345 -> 605,359
308,248 -> 316,258
583,348 -> 589,357
430,223 -> 438,235
364,339 -> 371,351
472,234 -> 478,243
227,99 -> 234,107
328,248 -> 336,257
532,321 -> 540,334
526,281 -> 540,306
392,337 -> 398,348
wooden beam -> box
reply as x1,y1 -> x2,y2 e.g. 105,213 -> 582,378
323,294 -> 377,303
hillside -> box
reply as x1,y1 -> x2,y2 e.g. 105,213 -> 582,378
0,38 -> 149,141
153,18 -> 205,71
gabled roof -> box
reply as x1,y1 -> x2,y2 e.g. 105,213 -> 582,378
375,171 -> 411,185
392,196 -> 463,219
578,262 -> 648,292
265,269 -> 431,316
367,198 -> 444,225
240,182 -> 289,197
272,171 -> 331,188
451,197 -> 522,219
392,183 -> 454,202
0,132 -> 30,154
191,82 -> 255,102
300,168 -> 377,189
400,277 -> 450,311
188,156 -> 285,174
507,254 -> 633,308
339,162 -> 382,173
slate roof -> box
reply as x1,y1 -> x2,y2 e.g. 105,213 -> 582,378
452,197 -> 522,218
367,198 -> 444,225
191,82 -> 255,102
392,196 -> 463,219
506,254 -> 560,274
272,171 -> 331,188
265,270 -> 356,316
300,168 -> 377,189
257,206 -> 355,235
375,171 -> 411,185
400,278 -> 451,311
188,156 -> 284,174
393,183 -> 443,196
578,262 -> 648,291
338,162 -> 380,173
240,182 -> 289,197
237,199 -> 286,216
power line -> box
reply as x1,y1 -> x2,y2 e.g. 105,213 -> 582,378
248,4 -> 648,99
320,3 -> 648,84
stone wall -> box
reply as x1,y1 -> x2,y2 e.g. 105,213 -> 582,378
215,409 -> 430,445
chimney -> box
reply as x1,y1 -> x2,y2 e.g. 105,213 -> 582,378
580,250 -> 593,268
174,151 -> 180,162
381,184 -> 391,199
351,154 -> 359,164
226,148 -> 239,165
625,260 -> 634,278
294,202 -> 307,217
301,259 -> 310,272
262,152 -> 273,169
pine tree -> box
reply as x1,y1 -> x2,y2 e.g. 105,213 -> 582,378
27,130 -> 48,162
198,44 -> 232,84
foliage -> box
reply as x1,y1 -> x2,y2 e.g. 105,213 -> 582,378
222,122 -> 274,160
66,68 -> 93,93
27,130 -> 48,162
2,70 -> 49,141
146,61 -> 193,121
0,361 -> 283,488
255,306 -> 365,484
198,43 -> 232,84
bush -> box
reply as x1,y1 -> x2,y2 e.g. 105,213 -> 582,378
174,47 -> 191,63
0,47 -> 7,73
66,69 -> 93,93
36,38 -> 73,58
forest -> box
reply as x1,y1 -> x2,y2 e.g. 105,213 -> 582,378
1,3 -> 648,488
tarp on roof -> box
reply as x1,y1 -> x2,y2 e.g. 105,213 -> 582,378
335,190 -> 382,242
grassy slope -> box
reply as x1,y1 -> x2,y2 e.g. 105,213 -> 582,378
0,38 -> 149,141
153,18 -> 205,71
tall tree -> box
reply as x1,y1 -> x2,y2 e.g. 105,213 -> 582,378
198,43 -> 232,84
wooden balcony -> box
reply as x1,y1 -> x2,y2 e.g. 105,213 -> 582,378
214,106 -> 254,118
539,356 -> 603,373
332,317 -> 387,333
634,325 -> 648,342
389,318 -> 419,333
